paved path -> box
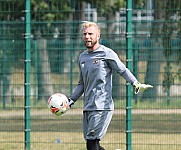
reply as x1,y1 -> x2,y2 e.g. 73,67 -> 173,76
0,108 -> 181,117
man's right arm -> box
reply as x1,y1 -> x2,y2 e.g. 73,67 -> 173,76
69,69 -> 84,106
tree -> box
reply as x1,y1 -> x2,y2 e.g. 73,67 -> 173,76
0,0 -> 24,105
0,0 -> 74,101
31,0 -> 73,100
142,0 -> 181,100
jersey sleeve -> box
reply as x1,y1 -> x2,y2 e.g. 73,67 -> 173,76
69,62 -> 84,102
107,49 -> 137,84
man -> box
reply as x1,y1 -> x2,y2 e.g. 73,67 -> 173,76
68,21 -> 152,150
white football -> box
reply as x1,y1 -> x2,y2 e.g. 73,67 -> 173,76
48,93 -> 69,116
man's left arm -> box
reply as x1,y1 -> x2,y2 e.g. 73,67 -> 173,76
107,50 -> 153,94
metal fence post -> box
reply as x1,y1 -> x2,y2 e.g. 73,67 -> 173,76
24,0 -> 31,149
126,0 -> 133,150
2,21 -> 7,109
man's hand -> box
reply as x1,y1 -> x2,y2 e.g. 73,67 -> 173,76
133,81 -> 153,94
68,98 -> 75,108
60,98 -> 74,116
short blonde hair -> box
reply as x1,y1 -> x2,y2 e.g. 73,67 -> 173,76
81,21 -> 100,33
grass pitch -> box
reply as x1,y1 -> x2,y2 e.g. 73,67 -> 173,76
0,108 -> 181,150
0,132 -> 181,150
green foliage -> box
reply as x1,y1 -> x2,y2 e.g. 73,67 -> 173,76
162,65 -> 175,92
30,1 -> 72,38
134,0 -> 144,9
81,0 -> 126,14
0,0 -> 24,20
31,0 -> 72,21
161,0 -> 181,92
178,68 -> 181,80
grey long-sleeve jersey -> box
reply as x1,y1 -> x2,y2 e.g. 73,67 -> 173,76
70,45 -> 137,111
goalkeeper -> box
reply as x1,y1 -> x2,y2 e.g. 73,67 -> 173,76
67,21 -> 152,150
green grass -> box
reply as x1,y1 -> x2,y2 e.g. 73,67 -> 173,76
0,108 -> 181,150
1,132 -> 180,150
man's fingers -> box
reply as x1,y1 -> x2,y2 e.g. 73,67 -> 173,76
142,84 -> 153,89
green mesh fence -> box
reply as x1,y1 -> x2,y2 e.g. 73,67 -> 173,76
0,0 -> 181,150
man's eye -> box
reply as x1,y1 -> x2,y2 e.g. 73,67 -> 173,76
83,33 -> 93,36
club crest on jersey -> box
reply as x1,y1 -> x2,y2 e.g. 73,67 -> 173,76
92,59 -> 99,65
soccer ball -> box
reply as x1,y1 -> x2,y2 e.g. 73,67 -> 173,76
48,93 -> 69,116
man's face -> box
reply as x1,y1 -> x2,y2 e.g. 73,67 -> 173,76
82,26 -> 100,51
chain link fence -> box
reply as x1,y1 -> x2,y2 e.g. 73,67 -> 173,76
0,0 -> 181,150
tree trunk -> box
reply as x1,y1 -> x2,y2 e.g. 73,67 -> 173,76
141,39 -> 162,100
37,39 -> 53,100
106,11 -> 121,99
141,0 -> 165,100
